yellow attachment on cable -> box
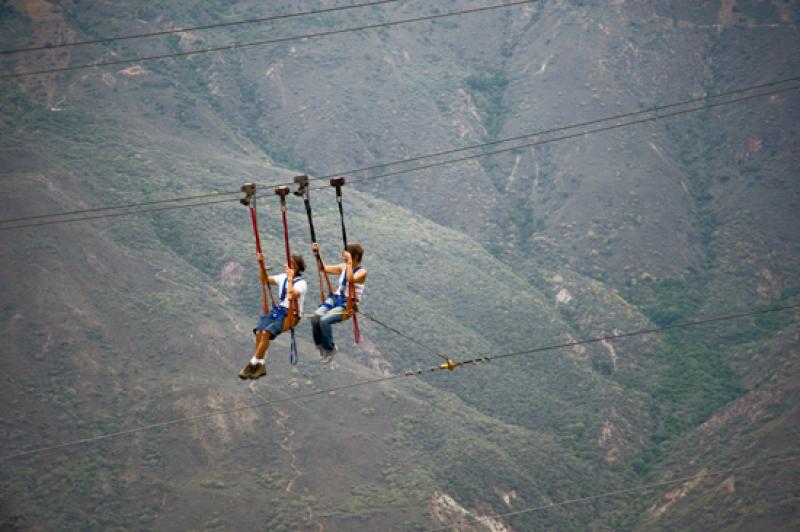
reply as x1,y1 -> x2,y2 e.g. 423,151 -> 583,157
439,358 -> 459,371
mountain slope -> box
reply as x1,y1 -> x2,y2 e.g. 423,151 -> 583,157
1,0 -> 799,529
0,98 -> 648,530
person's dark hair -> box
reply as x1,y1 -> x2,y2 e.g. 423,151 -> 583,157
291,254 -> 306,274
346,243 -> 364,263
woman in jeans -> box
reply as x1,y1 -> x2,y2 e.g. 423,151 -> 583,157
310,242 -> 367,363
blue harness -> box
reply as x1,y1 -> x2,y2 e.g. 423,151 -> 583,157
269,276 -> 302,365
321,266 -> 362,309
269,276 -> 302,317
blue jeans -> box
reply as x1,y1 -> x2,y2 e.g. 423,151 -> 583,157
311,297 -> 345,351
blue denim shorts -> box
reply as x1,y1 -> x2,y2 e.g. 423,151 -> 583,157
253,313 -> 285,338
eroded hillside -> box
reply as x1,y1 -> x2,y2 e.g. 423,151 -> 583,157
1,0 -> 798,530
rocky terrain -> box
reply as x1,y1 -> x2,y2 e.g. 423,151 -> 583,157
1,0 -> 798,530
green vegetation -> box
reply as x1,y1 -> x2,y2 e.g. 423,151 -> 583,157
628,276 -> 704,327
465,70 -> 509,139
0,3 -> 26,20
2,1 -> 798,530
735,1 -> 780,23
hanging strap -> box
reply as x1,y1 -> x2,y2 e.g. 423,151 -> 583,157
290,329 -> 298,365
276,186 -> 301,364
331,177 -> 349,249
241,184 -> 275,313
350,285 -> 361,343
280,275 -> 300,366
278,276 -> 304,305
294,175 -> 333,303
330,177 -> 360,343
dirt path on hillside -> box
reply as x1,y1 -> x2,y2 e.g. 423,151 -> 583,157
274,407 -> 324,532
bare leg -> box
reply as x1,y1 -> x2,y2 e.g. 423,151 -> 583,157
254,332 -> 271,361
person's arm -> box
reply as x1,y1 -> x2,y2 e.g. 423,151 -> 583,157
257,254 -> 282,285
325,263 -> 345,275
284,265 -> 303,299
342,251 -> 355,286
256,253 -> 272,285
288,280 -> 305,300
311,243 -> 344,275
352,267 -> 367,284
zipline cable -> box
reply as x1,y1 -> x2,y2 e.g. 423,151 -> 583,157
404,303 -> 800,374
360,310 -> 450,362
307,83 -> 800,193
0,189 -> 241,225
2,83 -> 797,231
307,75 -> 800,183
0,0 -> 406,55
1,79 -> 792,235
1,302 -> 795,462
2,75 -> 797,228
426,456 -> 800,531
0,194 -> 241,232
1,0 -> 538,79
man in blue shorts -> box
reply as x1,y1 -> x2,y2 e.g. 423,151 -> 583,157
239,253 -> 307,379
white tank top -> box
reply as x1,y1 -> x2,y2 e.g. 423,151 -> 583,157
336,266 -> 365,301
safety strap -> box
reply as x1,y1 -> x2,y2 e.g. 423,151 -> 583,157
351,304 -> 361,343
241,184 -> 276,313
269,305 -> 288,319
276,186 -> 301,364
334,266 -> 362,308
330,177 -> 360,343
278,276 -> 304,304
290,329 -> 298,365
315,257 -> 329,303
294,175 -> 334,303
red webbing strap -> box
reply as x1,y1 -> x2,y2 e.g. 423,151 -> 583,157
249,204 -> 274,313
331,178 -> 360,344
346,264 -> 361,343
281,203 -> 291,265
352,307 -> 361,343
279,196 -> 300,319
315,254 -> 328,303
317,264 -> 326,302
317,252 -> 333,301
